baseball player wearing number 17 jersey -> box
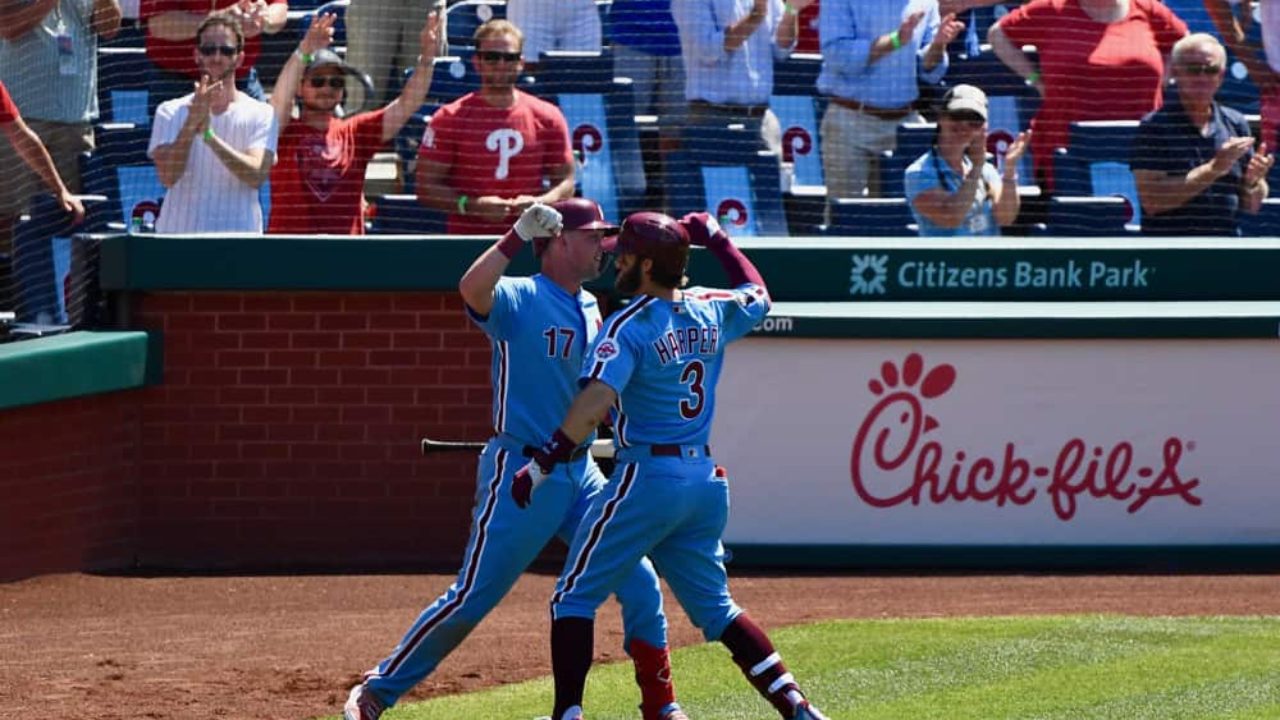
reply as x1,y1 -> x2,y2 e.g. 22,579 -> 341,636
342,199 -> 685,720
514,212 -> 829,720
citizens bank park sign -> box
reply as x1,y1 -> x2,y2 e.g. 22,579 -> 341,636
713,340 -> 1280,546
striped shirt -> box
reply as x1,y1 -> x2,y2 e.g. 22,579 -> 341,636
148,92 -> 278,234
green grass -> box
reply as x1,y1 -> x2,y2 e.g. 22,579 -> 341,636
322,615 -> 1280,720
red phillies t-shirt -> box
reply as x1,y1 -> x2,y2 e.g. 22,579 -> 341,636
795,1 -> 820,54
269,108 -> 388,235
140,0 -> 286,78
0,80 -> 19,123
999,0 -> 1187,188
418,90 -> 573,235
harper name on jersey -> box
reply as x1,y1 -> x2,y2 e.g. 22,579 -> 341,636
652,326 -> 720,365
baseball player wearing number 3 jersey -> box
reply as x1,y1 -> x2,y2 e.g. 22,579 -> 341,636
343,199 -> 686,720
515,212 -> 829,720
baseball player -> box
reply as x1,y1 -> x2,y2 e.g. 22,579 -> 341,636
343,199 -> 687,720
514,212 -> 829,720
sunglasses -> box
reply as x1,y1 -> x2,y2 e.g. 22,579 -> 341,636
307,76 -> 346,89
198,44 -> 239,57
478,50 -> 522,64
1180,63 -> 1223,76
946,111 -> 985,125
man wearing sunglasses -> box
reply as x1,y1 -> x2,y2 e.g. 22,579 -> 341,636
414,19 -> 576,235
267,12 -> 438,234
147,14 -> 277,233
1132,32 -> 1275,236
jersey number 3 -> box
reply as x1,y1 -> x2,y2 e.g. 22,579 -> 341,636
679,360 -> 706,419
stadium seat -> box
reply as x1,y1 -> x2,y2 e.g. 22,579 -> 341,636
427,52 -> 483,105
771,53 -> 824,234
367,194 -> 447,234
81,123 -> 166,232
1240,197 -> 1280,237
97,47 -> 154,126
1054,120 -> 1142,227
878,122 -> 937,199
667,126 -> 788,237
10,193 -> 106,327
1046,195 -> 1136,236
827,197 -> 916,237
526,50 -> 646,220
446,0 -> 507,54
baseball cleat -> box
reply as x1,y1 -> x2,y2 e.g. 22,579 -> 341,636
792,700 -> 830,720
343,683 -> 386,720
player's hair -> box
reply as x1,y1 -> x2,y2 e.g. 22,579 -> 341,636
196,13 -> 245,53
474,19 -> 524,52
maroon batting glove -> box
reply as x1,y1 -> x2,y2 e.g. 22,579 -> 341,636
512,429 -> 576,509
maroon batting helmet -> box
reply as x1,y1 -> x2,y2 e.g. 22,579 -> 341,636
603,211 -> 691,287
533,198 -> 618,256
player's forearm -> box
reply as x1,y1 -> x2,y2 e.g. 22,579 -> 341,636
559,382 -> 617,445
706,235 -> 766,288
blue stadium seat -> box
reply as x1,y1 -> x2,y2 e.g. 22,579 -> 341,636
368,194 -> 447,234
772,53 -> 824,189
1054,120 -> 1142,226
81,123 -> 166,232
446,0 -> 507,54
1047,195 -> 1136,236
1240,197 -> 1280,237
878,122 -> 936,199
428,52 -> 483,105
97,47 -> 154,126
667,127 -> 788,237
10,193 -> 107,326
527,49 -> 645,220
827,197 -> 916,237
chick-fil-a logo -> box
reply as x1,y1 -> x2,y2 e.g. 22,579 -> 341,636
850,353 -> 1202,521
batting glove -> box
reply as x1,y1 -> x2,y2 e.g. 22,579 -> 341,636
678,212 -> 729,248
514,202 -> 563,242
511,429 -> 577,509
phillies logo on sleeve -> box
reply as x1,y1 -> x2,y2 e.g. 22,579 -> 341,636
594,340 -> 619,360
849,353 -> 1203,521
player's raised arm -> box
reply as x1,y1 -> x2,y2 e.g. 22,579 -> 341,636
678,213 -> 766,289
458,203 -> 563,315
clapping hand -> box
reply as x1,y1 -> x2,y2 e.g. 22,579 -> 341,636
1212,136 -> 1256,177
895,11 -> 925,48
1244,141 -> 1275,188
1004,130 -> 1031,169
420,10 -> 442,59
930,13 -> 966,52
230,0 -> 268,38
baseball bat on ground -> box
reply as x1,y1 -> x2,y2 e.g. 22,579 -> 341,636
420,437 -> 615,460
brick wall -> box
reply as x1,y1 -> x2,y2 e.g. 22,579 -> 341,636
129,290 -> 493,571
0,392 -> 141,582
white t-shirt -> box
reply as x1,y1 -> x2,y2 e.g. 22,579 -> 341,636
148,92 -> 278,234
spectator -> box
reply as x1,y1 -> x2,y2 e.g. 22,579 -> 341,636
905,84 -> 1029,235
507,0 -> 601,71
988,0 -> 1187,193
141,0 -> 287,104
671,0 -> 813,162
1204,0 -> 1280,151
0,79 -> 86,249
610,1 -> 686,142
147,15 -> 277,233
345,0 -> 446,111
414,19 -> 575,235
1131,33 -> 1273,236
268,12 -> 438,234
0,0 -> 119,249
816,1 -> 964,201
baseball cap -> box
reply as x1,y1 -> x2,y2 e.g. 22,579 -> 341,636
552,198 -> 619,233
942,84 -> 988,121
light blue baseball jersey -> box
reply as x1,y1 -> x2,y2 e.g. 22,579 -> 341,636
582,283 -> 770,447
470,274 -> 603,446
